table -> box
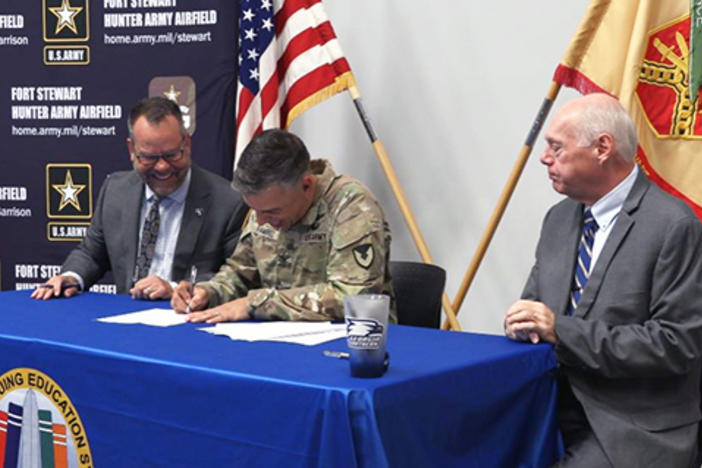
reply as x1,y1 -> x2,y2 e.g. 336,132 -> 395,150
0,291 -> 561,467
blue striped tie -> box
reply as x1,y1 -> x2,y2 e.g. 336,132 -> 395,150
568,209 -> 598,315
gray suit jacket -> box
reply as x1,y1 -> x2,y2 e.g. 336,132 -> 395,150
523,172 -> 702,467
62,164 -> 248,294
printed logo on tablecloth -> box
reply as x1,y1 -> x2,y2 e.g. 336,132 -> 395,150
46,163 -> 92,242
0,368 -> 93,467
149,76 -> 196,135
42,0 -> 90,65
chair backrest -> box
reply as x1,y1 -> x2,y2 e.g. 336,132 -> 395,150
390,261 -> 446,328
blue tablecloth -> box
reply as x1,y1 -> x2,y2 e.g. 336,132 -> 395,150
0,291 -> 560,467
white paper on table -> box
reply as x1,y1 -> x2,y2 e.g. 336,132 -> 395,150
97,308 -> 187,327
198,321 -> 347,346
264,326 -> 347,345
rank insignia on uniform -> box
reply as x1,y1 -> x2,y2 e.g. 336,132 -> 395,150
352,244 -> 374,269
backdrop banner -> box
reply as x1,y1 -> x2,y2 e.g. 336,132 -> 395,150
0,0 -> 237,291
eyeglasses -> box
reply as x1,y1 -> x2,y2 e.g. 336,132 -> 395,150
134,140 -> 186,166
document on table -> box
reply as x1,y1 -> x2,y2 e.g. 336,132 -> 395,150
199,321 -> 347,346
97,308 -> 187,327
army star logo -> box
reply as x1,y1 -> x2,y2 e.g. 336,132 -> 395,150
352,244 -> 374,269
164,84 -> 181,102
49,0 -> 83,35
52,170 -> 85,211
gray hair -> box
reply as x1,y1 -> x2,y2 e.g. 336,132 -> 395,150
571,96 -> 638,161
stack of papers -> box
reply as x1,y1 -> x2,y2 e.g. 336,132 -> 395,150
97,308 -> 187,327
199,321 -> 347,346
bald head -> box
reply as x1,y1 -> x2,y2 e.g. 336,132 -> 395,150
540,93 -> 637,205
556,93 -> 638,162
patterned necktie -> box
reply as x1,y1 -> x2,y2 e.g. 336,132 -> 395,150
135,197 -> 161,281
567,209 -> 599,315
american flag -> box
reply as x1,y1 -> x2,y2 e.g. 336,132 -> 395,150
235,0 -> 356,161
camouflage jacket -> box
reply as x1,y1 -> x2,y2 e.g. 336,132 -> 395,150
199,159 -> 396,322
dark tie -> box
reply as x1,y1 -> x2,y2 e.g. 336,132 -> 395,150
135,197 -> 161,281
567,209 -> 599,315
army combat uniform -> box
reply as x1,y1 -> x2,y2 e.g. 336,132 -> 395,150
199,159 -> 396,322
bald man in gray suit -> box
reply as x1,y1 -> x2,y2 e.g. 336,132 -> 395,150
505,93 -> 702,467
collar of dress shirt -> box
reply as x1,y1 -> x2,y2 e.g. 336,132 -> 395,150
588,165 -> 638,233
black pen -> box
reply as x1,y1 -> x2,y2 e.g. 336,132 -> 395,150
38,283 -> 80,294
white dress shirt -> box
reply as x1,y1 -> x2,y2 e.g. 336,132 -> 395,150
588,165 -> 638,269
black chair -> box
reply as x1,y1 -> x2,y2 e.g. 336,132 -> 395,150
389,261 -> 446,328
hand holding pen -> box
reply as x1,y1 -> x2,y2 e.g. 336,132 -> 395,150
171,266 -> 210,314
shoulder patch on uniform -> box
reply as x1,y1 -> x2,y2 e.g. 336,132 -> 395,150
352,244 -> 374,269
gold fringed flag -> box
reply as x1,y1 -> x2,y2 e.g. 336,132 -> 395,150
235,0 -> 356,162
554,0 -> 702,218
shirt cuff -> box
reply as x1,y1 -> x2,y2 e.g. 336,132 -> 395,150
61,271 -> 84,292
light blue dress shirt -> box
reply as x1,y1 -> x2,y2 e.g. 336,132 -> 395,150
66,169 -> 192,291
139,169 -> 192,283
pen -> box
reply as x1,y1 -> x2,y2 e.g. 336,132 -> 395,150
132,262 -> 139,286
322,350 -> 350,359
186,265 -> 197,313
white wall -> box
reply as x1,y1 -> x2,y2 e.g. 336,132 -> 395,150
290,1 -> 590,334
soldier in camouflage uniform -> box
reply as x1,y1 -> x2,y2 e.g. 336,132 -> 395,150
171,129 -> 395,323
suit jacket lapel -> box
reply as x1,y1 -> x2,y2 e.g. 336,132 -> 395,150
553,203 -> 583,315
123,172 -> 144,289
172,166 -> 209,281
575,171 -> 649,319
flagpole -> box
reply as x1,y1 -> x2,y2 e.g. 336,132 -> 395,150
441,81 -> 562,330
346,83 -> 462,331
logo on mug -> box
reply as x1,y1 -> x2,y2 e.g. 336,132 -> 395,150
346,317 -> 384,349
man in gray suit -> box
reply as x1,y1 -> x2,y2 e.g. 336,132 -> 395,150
504,93 -> 702,467
32,97 -> 247,301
